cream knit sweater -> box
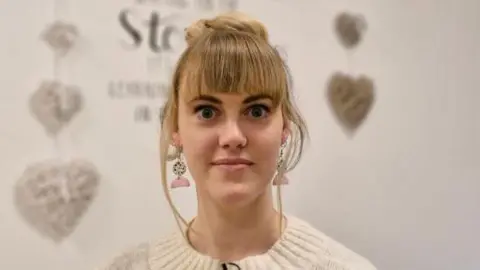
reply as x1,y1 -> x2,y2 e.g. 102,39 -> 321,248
98,216 -> 376,270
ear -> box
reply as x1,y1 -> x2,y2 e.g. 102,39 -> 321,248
171,132 -> 182,147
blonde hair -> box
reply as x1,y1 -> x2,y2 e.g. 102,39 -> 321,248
159,11 -> 308,234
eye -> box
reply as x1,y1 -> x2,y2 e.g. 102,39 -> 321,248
194,105 -> 217,120
246,104 -> 270,119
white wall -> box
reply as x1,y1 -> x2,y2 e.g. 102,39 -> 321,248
1,0 -> 479,270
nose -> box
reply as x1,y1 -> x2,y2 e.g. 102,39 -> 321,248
218,120 -> 247,149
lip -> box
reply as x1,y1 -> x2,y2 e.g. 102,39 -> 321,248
211,158 -> 254,166
211,158 -> 254,171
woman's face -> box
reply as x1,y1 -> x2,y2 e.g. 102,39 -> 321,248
174,91 -> 288,207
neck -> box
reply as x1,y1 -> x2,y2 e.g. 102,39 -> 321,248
188,191 -> 282,262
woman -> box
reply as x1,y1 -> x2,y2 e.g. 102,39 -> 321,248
99,11 -> 376,270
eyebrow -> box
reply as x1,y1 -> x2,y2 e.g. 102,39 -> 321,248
189,94 -> 273,104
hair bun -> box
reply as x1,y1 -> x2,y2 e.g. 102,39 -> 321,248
185,12 -> 269,46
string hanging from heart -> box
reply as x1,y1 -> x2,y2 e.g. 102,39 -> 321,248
334,11 -> 368,75
328,11 -> 375,134
37,0 -> 82,205
15,0 -> 101,244
53,0 -> 68,201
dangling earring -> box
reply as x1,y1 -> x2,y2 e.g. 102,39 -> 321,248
170,148 -> 190,189
273,142 -> 289,185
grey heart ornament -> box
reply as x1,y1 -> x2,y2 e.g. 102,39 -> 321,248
29,80 -> 83,136
14,159 -> 100,243
327,72 -> 375,133
334,12 -> 368,49
41,21 -> 79,56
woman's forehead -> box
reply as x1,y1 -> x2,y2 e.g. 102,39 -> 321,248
177,79 -> 285,107
182,92 -> 274,104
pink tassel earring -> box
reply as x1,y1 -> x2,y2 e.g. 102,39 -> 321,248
273,142 -> 289,185
170,149 -> 190,189
273,175 -> 289,185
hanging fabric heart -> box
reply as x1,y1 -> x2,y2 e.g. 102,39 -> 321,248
326,72 -> 375,133
41,20 -> 79,56
29,80 -> 83,136
334,12 -> 367,49
14,159 -> 100,243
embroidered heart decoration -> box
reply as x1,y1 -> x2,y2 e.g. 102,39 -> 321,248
29,80 -> 83,136
41,21 -> 79,56
327,72 -> 375,132
334,12 -> 367,49
14,159 -> 100,243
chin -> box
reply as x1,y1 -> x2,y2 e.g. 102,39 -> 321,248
214,182 -> 260,207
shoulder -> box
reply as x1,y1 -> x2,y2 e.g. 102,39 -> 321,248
285,215 -> 377,270
95,232 -> 182,270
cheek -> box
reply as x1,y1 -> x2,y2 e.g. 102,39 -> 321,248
248,128 -> 282,169
178,122 -> 216,169
183,132 -> 215,159
254,136 -> 280,162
